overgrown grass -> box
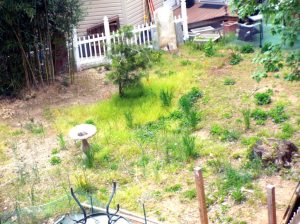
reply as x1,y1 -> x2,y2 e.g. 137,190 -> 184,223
3,43 -> 299,223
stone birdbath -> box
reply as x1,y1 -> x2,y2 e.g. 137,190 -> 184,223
69,124 -> 97,155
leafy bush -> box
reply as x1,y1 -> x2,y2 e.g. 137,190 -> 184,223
204,40 -> 216,57
254,44 -> 283,72
124,111 -> 134,128
254,92 -> 272,105
229,53 -> 242,65
160,89 -> 173,107
252,71 -> 268,82
50,155 -> 61,165
240,44 -> 254,53
251,109 -> 268,125
261,42 -> 272,53
182,134 -> 198,159
285,50 -> 300,81
224,78 -> 236,85
180,60 -> 192,66
269,105 -> 288,123
242,109 -> 251,130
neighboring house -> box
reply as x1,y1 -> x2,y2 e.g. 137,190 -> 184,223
173,0 -> 237,30
77,0 -> 166,35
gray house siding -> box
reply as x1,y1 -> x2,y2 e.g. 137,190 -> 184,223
126,0 -> 144,25
77,0 -> 124,35
125,0 -> 164,25
77,0 -> 164,35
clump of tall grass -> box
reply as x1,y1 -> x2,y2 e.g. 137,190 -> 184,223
242,109 -> 251,130
182,134 -> 198,160
159,89 -> 173,107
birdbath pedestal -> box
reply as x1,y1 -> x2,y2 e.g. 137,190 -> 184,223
69,124 -> 97,155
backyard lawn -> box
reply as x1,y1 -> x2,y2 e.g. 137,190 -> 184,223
0,41 -> 299,223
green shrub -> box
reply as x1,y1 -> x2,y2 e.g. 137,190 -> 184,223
85,119 -> 95,125
252,71 -> 268,82
240,44 -> 254,54
229,53 -> 242,65
285,50 -> 300,81
183,189 -> 197,200
180,60 -> 192,66
241,136 -> 260,147
224,78 -> 236,85
57,133 -> 67,150
278,123 -> 295,139
50,155 -> 61,165
254,92 -> 272,105
165,184 -> 182,192
204,40 -> 216,57
107,25 -> 161,97
210,125 -> 240,142
251,108 -> 268,125
221,166 -> 252,203
269,105 -> 288,123
210,124 -> 224,136
261,42 -> 272,53
232,189 -> 246,204
242,109 -> 251,130
160,89 -> 173,107
124,111 -> 134,128
254,44 -> 283,72
179,87 -> 203,114
182,134 -> 198,159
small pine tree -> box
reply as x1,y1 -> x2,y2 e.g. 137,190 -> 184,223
107,26 -> 160,97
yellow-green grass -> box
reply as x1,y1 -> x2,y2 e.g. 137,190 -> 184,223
1,43 -> 299,223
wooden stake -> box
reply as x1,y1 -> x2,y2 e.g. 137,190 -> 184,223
267,185 -> 277,224
194,167 -> 209,224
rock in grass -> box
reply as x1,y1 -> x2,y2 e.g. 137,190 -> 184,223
252,138 -> 298,167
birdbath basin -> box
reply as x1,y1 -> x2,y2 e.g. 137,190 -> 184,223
69,124 -> 97,155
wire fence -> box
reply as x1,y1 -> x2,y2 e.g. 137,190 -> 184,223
0,191 -> 105,224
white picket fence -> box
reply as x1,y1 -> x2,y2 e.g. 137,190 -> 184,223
73,0 -> 188,70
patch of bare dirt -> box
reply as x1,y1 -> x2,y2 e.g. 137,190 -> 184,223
0,68 -> 116,126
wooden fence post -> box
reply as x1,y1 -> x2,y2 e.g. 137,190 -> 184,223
72,28 -> 81,71
194,167 -> 209,224
103,16 -> 111,53
180,0 -> 189,41
267,185 -> 277,224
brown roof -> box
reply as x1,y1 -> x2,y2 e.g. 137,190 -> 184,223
173,3 -> 235,25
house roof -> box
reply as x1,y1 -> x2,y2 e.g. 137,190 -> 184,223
173,3 -> 236,26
